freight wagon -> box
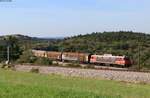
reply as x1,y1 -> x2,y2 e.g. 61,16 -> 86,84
47,51 -> 62,60
32,50 -> 47,57
62,52 -> 91,63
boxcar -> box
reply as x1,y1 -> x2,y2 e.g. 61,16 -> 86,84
62,52 -> 91,63
47,51 -> 62,60
32,50 -> 47,57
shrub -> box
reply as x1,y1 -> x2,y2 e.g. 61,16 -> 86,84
34,57 -> 52,65
17,50 -> 53,66
86,64 -> 95,68
0,64 -> 7,68
53,63 -> 59,66
0,64 -> 11,69
30,68 -> 39,73
52,61 -> 60,66
17,50 -> 36,64
67,63 -> 81,67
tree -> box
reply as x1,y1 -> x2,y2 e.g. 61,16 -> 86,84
0,36 -> 22,62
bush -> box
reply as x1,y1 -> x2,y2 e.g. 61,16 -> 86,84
17,50 -> 53,66
0,64 -> 11,69
30,68 -> 39,73
17,50 -> 36,64
67,63 -> 81,67
52,61 -> 60,66
34,57 -> 52,65
0,64 -> 7,68
86,64 -> 95,68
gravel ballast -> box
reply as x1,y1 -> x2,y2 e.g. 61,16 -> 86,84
14,65 -> 150,83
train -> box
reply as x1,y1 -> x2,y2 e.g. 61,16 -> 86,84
32,50 -> 132,67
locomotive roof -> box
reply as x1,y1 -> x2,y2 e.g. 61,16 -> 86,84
92,54 -> 127,58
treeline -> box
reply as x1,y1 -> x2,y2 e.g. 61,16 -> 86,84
0,34 -> 59,64
0,36 -> 22,62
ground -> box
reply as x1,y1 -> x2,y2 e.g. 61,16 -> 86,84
0,69 -> 150,98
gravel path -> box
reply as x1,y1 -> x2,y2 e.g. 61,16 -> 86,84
15,65 -> 150,83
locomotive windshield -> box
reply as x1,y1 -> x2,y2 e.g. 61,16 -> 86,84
124,57 -> 130,60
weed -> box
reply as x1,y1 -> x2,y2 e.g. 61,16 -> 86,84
30,68 -> 39,73
67,63 -> 81,67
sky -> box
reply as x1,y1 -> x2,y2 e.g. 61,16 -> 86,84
0,0 -> 150,37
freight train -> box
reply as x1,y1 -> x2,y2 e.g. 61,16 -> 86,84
32,50 -> 131,67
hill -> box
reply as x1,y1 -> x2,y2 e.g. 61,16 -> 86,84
0,34 -> 60,50
0,34 -> 59,44
58,31 -> 150,68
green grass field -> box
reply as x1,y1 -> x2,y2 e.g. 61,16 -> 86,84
0,69 -> 150,98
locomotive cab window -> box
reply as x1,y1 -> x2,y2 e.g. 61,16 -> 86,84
96,57 -> 103,61
124,57 -> 129,60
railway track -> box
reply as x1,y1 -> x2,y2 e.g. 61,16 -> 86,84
53,61 -> 150,73
14,64 -> 150,83
13,61 -> 150,73
93,66 -> 150,73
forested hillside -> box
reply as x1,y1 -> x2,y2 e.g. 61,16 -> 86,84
0,34 -> 59,62
58,31 -> 150,69
0,34 -> 59,50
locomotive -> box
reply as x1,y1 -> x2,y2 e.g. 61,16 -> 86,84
32,50 -> 131,67
90,54 -> 131,67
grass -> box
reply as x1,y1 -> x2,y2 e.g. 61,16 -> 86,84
0,70 -> 150,98
67,63 -> 81,67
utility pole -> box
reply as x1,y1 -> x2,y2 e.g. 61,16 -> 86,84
138,36 -> 141,70
6,46 -> 10,64
138,44 -> 140,70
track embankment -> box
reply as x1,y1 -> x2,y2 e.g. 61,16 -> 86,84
14,65 -> 150,83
